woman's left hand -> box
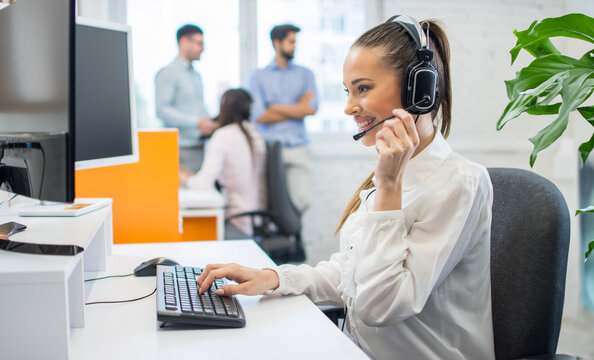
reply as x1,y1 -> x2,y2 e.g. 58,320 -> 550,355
373,109 -> 419,210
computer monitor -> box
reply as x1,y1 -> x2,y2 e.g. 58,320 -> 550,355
0,0 -> 75,203
74,18 -> 139,170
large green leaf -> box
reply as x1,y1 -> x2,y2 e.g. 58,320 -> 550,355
528,76 -> 594,166
578,105 -> 594,125
505,53 -> 594,100
577,205 -> 594,214
586,240 -> 594,260
578,106 -> 594,163
578,133 -> 594,164
512,20 -> 560,62
511,14 -> 594,63
497,51 -> 594,166
497,72 -> 564,130
527,103 -> 561,115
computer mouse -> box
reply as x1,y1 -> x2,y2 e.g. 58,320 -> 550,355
134,257 -> 179,277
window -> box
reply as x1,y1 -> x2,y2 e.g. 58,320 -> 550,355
126,0 -> 365,132
127,0 -> 240,128
257,0 -> 365,132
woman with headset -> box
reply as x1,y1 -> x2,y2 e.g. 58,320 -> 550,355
197,16 -> 494,359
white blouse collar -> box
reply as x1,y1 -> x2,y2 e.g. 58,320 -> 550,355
402,131 -> 451,191
369,131 -> 451,189
365,131 -> 451,198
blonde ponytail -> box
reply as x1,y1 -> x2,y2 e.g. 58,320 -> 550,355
334,172 -> 375,235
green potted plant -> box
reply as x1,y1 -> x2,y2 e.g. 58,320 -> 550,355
496,13 -> 594,260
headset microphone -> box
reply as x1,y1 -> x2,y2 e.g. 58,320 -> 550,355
352,95 -> 430,141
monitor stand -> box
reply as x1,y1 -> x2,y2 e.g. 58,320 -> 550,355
18,198 -> 112,217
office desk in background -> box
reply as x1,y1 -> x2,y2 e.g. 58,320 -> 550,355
71,240 -> 369,360
179,188 -> 225,241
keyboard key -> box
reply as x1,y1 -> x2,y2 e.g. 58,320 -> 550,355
203,307 -> 215,316
221,297 -> 236,310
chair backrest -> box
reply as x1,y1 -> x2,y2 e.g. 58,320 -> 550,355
488,168 -> 570,359
265,141 -> 301,235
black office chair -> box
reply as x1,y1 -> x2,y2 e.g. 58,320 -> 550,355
323,168 -> 579,359
488,168 -> 579,360
226,140 -> 306,264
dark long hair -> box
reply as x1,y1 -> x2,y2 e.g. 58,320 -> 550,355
214,88 -> 254,155
336,19 -> 452,235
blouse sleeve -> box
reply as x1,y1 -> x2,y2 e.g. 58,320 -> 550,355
269,252 -> 344,307
186,132 -> 225,190
353,171 -> 491,326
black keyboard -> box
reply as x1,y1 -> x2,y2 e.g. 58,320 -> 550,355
156,265 -> 246,328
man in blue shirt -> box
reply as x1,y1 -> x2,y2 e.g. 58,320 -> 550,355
248,24 -> 318,212
155,24 -> 218,173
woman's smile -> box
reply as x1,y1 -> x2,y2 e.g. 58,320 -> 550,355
355,115 -> 377,131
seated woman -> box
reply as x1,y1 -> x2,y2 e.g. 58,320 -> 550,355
195,16 -> 495,359
180,88 -> 266,240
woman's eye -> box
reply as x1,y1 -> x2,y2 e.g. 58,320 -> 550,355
358,85 -> 369,93
343,88 -> 349,96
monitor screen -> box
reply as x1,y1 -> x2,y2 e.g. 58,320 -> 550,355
0,0 -> 75,203
74,18 -> 138,170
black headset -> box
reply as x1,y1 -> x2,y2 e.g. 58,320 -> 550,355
387,15 -> 438,115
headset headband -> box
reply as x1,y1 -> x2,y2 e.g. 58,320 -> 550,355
386,15 -> 427,49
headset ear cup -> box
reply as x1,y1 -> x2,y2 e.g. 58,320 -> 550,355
402,61 -> 438,115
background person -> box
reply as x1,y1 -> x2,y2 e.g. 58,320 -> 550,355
155,24 -> 218,173
248,23 -> 318,213
180,88 -> 266,240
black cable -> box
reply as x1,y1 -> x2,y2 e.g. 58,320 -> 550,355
39,146 -> 45,198
85,288 -> 156,305
84,273 -> 134,282
365,189 -> 376,202
342,307 -> 348,332
353,95 -> 430,141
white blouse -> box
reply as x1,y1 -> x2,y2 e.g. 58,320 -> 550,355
271,131 -> 495,360
186,122 -> 266,235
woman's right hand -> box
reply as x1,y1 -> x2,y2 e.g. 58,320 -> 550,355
179,166 -> 193,187
372,109 -> 420,211
197,263 -> 280,296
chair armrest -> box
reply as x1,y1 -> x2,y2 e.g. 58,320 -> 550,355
225,211 -> 277,241
225,210 -> 275,222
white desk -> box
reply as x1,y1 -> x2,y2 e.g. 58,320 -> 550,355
179,188 -> 225,240
70,240 -> 369,360
0,202 -> 113,360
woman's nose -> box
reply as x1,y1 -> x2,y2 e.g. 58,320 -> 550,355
344,95 -> 360,116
